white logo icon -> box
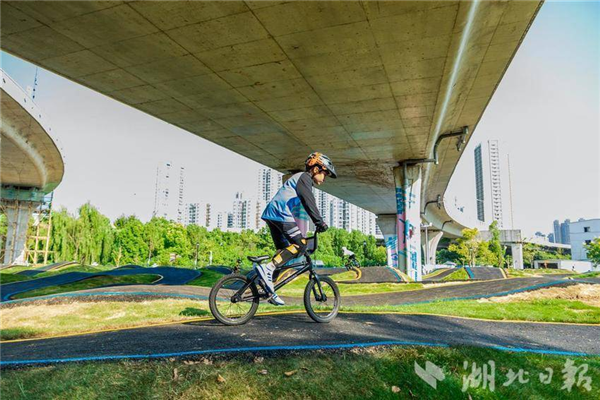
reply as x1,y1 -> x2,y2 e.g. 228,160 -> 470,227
415,361 -> 446,389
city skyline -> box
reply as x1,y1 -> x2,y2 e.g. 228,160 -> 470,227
179,167 -> 380,236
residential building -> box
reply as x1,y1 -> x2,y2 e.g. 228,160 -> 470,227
474,144 -> 485,222
153,161 -> 185,223
569,218 -> 600,261
487,140 -> 503,227
184,202 -> 211,228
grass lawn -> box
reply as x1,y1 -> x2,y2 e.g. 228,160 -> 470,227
0,265 -> 32,274
35,264 -> 114,278
423,268 -> 451,280
11,274 -> 161,300
277,275 -> 424,297
505,268 -> 574,278
187,269 -> 227,288
0,273 -> 32,284
0,299 -> 209,341
574,271 -> 600,279
345,298 -> 600,324
441,267 -> 470,282
1,346 -> 598,399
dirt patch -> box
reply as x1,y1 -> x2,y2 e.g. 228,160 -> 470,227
479,284 -> 600,307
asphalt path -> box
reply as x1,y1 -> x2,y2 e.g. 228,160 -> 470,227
0,267 -> 200,301
2,313 -> 599,366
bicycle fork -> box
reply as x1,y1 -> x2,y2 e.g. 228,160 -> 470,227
309,271 -> 328,302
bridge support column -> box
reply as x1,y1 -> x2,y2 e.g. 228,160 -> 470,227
424,231 -> 444,267
2,201 -> 35,265
376,214 -> 398,269
511,243 -> 524,269
394,164 -> 422,281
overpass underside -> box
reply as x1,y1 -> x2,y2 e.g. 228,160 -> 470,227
1,1 -> 542,277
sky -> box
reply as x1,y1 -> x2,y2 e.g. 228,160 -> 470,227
1,1 -> 598,237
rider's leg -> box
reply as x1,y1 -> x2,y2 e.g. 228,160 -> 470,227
256,221 -> 307,305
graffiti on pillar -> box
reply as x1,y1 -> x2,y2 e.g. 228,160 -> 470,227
385,236 -> 399,269
394,167 -> 422,281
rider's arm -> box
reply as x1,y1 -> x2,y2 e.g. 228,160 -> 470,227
296,173 -> 324,226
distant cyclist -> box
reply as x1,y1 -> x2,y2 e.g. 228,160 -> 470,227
256,152 -> 337,305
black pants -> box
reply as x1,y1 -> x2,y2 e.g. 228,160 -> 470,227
265,220 -> 308,268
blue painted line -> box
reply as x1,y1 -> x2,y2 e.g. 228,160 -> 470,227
464,266 -> 474,279
2,339 -> 594,367
385,266 -> 404,282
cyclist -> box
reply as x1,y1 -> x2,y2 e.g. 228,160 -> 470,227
256,152 -> 337,305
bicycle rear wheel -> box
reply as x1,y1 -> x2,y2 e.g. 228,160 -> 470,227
304,276 -> 340,323
209,273 -> 259,326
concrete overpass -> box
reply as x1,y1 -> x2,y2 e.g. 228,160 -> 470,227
1,69 -> 64,265
1,1 -> 543,278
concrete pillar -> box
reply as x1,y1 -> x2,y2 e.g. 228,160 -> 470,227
511,243 -> 524,269
424,231 -> 444,266
394,164 -> 422,281
3,202 -> 33,265
376,214 -> 398,269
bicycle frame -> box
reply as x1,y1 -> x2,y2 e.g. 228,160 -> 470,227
231,240 -> 328,303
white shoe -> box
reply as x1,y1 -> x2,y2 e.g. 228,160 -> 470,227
255,262 -> 276,294
268,293 -> 285,306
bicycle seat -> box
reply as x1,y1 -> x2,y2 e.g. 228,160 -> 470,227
247,255 -> 270,263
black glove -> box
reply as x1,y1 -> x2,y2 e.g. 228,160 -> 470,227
316,222 -> 328,233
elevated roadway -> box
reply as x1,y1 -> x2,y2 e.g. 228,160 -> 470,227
1,69 -> 64,264
1,1 -> 543,277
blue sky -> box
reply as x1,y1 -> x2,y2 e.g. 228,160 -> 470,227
2,1 -> 598,236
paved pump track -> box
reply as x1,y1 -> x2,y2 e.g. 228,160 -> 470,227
0,267 -> 200,301
1,312 -> 599,367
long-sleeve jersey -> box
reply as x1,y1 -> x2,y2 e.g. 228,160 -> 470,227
261,172 -> 324,225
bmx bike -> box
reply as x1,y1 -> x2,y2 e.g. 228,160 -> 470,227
209,233 -> 340,326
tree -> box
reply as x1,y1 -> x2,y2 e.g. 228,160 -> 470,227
112,216 -> 148,265
585,238 -> 600,265
488,221 -> 505,267
448,228 -> 480,267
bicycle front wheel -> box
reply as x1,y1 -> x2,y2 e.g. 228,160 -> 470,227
304,276 -> 340,323
209,273 -> 259,326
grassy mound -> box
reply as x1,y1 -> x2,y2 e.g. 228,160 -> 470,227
441,268 -> 470,282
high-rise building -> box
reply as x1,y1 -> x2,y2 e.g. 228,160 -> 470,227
474,144 -> 485,222
553,219 -> 562,244
561,219 -> 571,245
487,140 -> 503,227
258,168 -> 282,203
184,202 -> 211,227
231,192 -> 256,230
153,161 -> 185,222
256,168 -> 282,229
548,233 -> 555,243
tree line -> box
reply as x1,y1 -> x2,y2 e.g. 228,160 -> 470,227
436,221 -> 570,267
37,203 -> 387,268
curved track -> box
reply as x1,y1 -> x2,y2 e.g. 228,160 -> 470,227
2,312 -> 599,367
0,267 -> 200,301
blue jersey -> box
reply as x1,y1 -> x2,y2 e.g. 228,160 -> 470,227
262,172 -> 323,225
